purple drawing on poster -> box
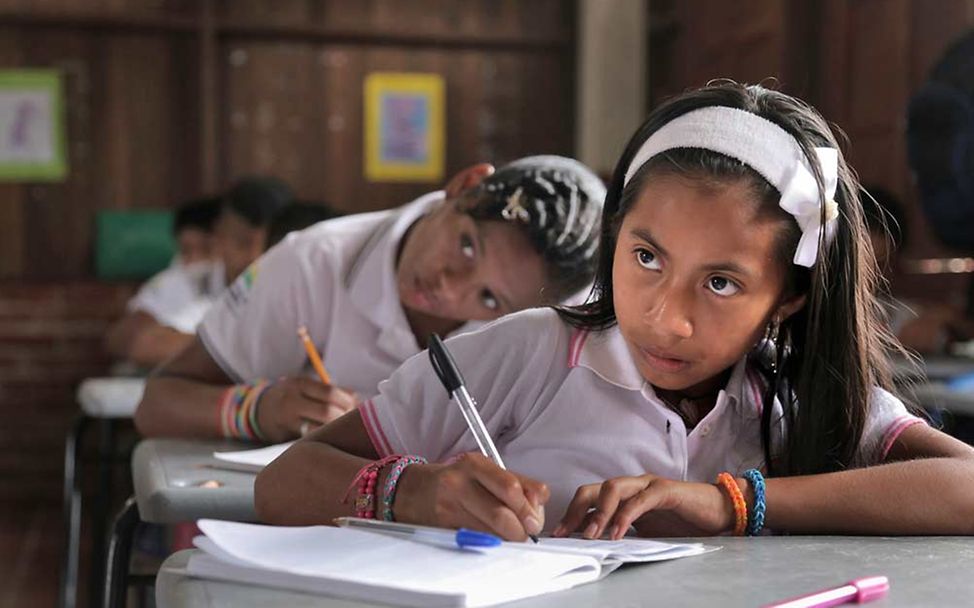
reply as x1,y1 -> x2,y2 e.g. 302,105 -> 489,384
9,100 -> 37,149
380,94 -> 429,164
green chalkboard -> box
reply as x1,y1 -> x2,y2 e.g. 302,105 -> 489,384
95,210 -> 175,279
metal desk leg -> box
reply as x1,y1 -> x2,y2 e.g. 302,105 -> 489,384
59,414 -> 89,608
103,496 -> 140,608
88,418 -> 116,608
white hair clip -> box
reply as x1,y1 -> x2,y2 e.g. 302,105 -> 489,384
501,187 -> 531,223
624,106 -> 840,267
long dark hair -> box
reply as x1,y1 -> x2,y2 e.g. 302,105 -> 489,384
559,82 -> 901,477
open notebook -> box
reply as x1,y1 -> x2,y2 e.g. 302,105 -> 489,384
187,519 -> 714,607
211,442 -> 294,473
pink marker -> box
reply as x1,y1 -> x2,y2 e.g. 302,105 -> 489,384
763,576 -> 889,608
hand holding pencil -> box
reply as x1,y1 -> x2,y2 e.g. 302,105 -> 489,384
251,326 -> 356,442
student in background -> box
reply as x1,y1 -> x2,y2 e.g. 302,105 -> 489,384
105,196 -> 222,368
256,82 -> 974,541
136,156 -> 605,441
863,185 -> 974,353
106,176 -> 292,368
266,201 -> 343,250
215,175 -> 294,283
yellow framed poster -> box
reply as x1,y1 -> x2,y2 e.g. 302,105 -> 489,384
364,72 -> 444,182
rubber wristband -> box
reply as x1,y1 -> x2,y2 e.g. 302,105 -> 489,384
716,472 -> 747,536
743,469 -> 766,536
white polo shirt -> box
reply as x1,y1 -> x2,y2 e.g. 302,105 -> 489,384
128,260 -> 226,333
198,192 -> 479,398
361,307 -> 925,529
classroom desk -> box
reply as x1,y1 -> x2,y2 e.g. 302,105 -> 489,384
889,355 -> 974,417
154,535 -> 974,607
61,377 -> 147,608
891,354 -> 974,383
103,439 -> 259,608
906,382 -> 974,417
131,438 -> 258,523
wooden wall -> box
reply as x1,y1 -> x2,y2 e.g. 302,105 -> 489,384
0,0 -> 576,504
0,0 -> 575,281
650,0 -> 974,300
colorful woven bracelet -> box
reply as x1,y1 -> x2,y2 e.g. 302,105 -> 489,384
220,385 -> 246,438
248,381 -> 272,441
216,380 -> 272,441
380,456 -> 428,521
217,387 -> 235,438
238,379 -> 271,440
743,469 -> 766,536
716,472 -> 748,536
342,455 -> 403,519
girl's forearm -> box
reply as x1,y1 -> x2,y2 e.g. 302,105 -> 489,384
764,457 -> 974,534
135,376 -> 229,438
255,439 -> 371,525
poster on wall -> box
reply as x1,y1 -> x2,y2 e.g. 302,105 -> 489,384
0,69 -> 67,181
364,72 -> 444,182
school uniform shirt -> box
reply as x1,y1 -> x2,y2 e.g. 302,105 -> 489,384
128,260 -> 226,334
198,191 -> 479,398
360,307 -> 926,531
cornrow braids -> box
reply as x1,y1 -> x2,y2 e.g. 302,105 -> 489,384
463,155 -> 606,301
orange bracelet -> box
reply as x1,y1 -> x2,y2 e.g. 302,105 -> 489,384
716,472 -> 748,536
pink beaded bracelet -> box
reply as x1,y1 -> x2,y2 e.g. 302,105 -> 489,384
343,455 -> 403,519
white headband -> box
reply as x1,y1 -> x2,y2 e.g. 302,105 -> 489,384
623,106 -> 839,267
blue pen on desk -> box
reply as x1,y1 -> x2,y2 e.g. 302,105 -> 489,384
334,517 -> 501,550
428,333 -> 541,543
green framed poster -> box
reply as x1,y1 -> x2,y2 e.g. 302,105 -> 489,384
0,69 -> 68,181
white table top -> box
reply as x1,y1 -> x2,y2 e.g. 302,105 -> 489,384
131,439 -> 259,524
156,535 -> 974,607
77,377 -> 146,418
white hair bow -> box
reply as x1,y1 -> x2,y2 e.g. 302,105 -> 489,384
778,147 -> 839,267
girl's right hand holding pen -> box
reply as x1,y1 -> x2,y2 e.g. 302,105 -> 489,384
392,452 -> 549,542
257,377 -> 358,442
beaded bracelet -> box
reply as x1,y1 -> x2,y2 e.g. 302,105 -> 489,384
217,379 -> 272,441
380,456 -> 428,521
716,472 -> 748,536
342,455 -> 403,519
742,469 -> 766,536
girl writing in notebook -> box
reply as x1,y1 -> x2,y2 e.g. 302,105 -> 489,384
256,82 -> 974,540
136,156 -> 604,442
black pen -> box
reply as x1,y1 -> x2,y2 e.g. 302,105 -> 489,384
428,333 -> 540,543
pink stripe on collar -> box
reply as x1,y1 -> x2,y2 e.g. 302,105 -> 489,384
568,329 -> 590,368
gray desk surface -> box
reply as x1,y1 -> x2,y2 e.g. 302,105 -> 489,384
132,439 -> 259,524
907,382 -> 974,416
156,535 -> 974,607
889,355 -> 974,416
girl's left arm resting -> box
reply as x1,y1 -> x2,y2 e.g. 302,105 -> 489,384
765,424 -> 974,535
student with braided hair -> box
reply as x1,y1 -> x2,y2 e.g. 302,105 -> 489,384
136,156 -> 605,442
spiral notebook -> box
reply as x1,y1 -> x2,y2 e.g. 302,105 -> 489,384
186,519 -> 714,607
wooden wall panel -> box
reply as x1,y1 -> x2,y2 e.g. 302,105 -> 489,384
221,41 -> 575,214
649,0 -> 974,301
819,0 -> 974,299
651,0 -> 788,106
215,0 -> 571,44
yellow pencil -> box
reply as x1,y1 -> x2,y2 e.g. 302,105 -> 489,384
298,325 -> 332,385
